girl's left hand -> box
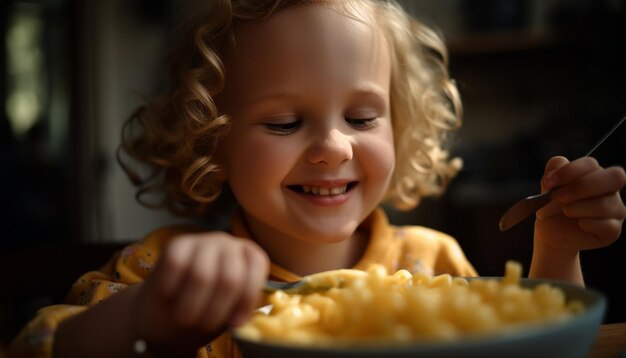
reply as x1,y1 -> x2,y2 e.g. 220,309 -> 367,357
534,156 -> 626,253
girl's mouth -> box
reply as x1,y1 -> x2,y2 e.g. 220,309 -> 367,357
288,182 -> 358,196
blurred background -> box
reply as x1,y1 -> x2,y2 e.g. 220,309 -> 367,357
0,0 -> 625,346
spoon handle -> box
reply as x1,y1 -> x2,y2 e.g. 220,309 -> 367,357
583,113 -> 626,157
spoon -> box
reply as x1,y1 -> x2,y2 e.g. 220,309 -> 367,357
264,269 -> 368,294
264,279 -> 314,294
498,113 -> 626,231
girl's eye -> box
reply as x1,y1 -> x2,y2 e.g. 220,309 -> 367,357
264,120 -> 301,135
345,117 -> 377,129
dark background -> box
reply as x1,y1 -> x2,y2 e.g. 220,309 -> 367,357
1,0 -> 625,347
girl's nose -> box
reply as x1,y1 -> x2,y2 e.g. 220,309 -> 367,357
306,128 -> 353,167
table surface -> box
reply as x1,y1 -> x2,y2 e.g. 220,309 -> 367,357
588,323 -> 626,358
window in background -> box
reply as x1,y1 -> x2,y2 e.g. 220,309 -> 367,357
1,0 -> 72,252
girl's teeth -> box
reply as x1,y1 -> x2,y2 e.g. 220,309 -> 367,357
300,184 -> 348,196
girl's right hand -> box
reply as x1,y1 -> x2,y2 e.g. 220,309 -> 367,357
133,231 -> 270,355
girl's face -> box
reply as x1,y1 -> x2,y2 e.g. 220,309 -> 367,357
220,4 -> 394,246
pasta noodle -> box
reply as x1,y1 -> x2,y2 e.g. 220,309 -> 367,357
236,261 -> 584,346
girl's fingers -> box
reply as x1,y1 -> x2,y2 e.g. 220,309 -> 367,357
200,242 -> 247,332
155,237 -> 196,298
153,233 -> 271,336
554,166 -> 626,204
561,193 -> 626,219
172,242 -> 218,327
541,156 -> 569,192
539,157 -> 626,220
228,244 -> 270,327
544,157 -> 601,191
578,218 -> 623,246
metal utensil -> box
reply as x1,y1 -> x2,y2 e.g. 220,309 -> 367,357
264,279 -> 311,293
265,278 -> 341,295
264,269 -> 368,294
499,113 -> 626,231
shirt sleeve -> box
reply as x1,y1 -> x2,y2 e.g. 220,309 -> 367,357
433,233 -> 478,277
397,226 -> 478,278
8,225 -> 195,357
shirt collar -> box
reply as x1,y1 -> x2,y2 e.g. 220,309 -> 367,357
229,207 -> 394,281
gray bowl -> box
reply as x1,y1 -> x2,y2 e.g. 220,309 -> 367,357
234,278 -> 606,358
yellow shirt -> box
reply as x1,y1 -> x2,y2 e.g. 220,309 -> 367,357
9,208 -> 476,357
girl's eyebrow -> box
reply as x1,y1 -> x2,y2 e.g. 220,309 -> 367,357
248,93 -> 293,108
347,84 -> 389,110
349,84 -> 388,102
247,83 -> 388,108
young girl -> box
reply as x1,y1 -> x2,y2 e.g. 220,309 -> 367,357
11,0 -> 626,357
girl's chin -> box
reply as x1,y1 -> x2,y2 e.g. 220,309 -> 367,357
291,227 -> 361,245
282,210 -> 369,243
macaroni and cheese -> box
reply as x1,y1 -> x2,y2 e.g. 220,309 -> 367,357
236,261 -> 584,346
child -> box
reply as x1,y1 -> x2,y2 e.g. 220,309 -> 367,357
11,0 -> 626,357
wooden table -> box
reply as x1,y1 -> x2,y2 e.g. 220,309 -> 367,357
588,323 -> 626,358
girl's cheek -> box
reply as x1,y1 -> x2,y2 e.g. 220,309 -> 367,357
361,134 -> 395,177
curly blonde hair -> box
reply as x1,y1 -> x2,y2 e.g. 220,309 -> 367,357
119,0 -> 462,218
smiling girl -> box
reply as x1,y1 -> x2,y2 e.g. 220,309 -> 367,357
11,1 -> 626,357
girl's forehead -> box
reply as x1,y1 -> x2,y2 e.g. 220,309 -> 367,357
229,1 -> 383,57
222,3 -> 390,105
